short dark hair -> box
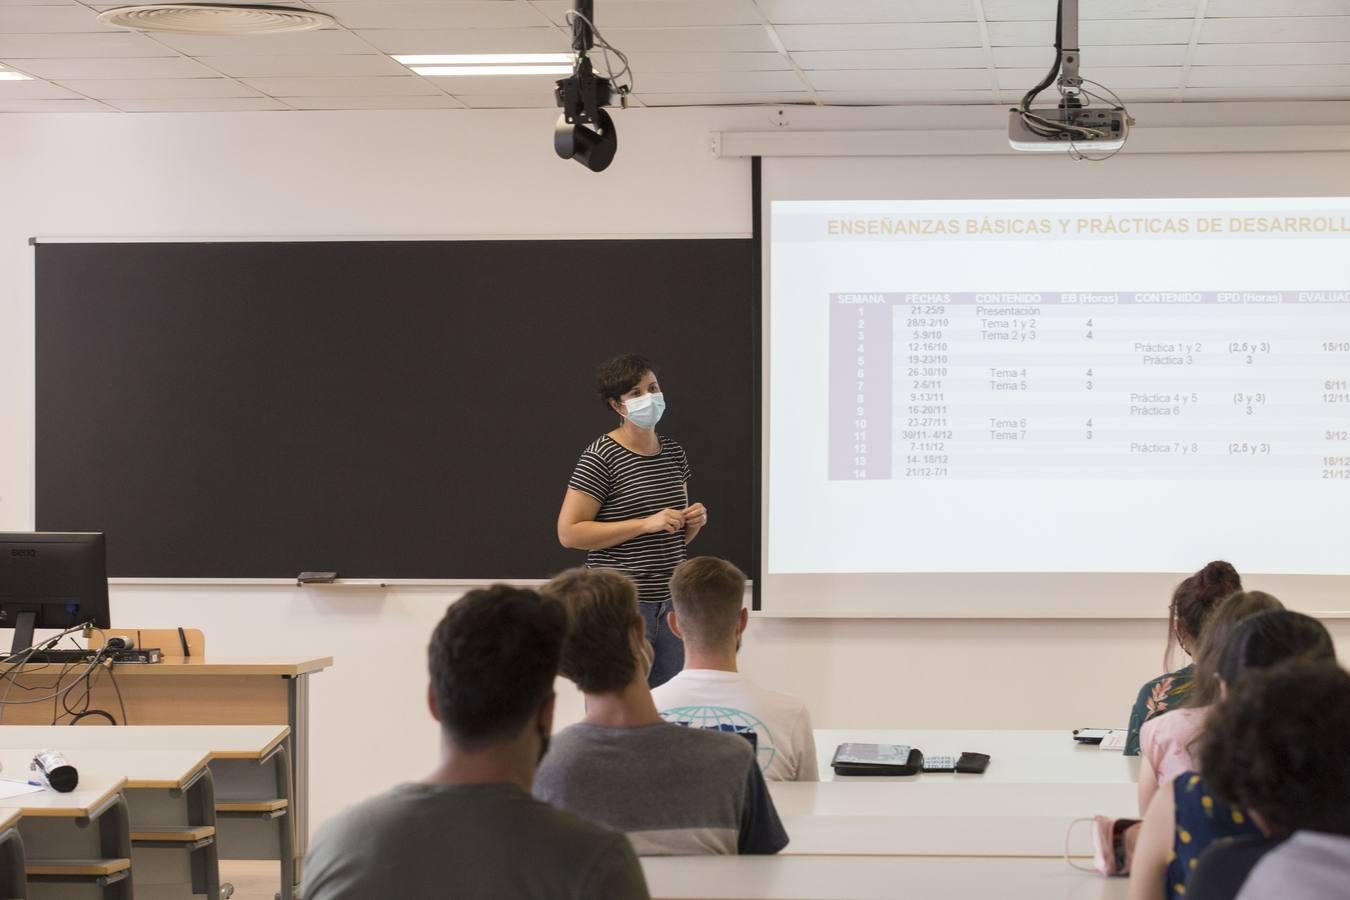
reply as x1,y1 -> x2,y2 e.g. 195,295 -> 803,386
1166,560 -> 1242,669
541,568 -> 642,694
427,585 -> 566,747
596,354 -> 655,412
1188,590 -> 1283,707
669,557 -> 746,647
1201,660 -> 1350,836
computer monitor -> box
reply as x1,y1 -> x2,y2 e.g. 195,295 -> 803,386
0,532 -> 110,655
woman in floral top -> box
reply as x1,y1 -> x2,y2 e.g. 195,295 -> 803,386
1123,561 -> 1241,756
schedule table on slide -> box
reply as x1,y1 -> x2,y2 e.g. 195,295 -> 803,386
829,291 -> 1350,480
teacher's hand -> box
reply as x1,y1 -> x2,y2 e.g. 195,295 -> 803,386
642,509 -> 686,535
683,503 -> 708,529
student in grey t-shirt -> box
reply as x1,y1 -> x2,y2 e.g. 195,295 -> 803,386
304,585 -> 649,900
535,567 -> 788,857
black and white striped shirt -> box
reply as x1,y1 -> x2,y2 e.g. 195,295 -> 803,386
567,434 -> 692,604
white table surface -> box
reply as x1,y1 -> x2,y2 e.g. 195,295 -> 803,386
770,730 -> 1137,858
813,730 -> 1138,784
641,855 -> 1126,900
1,747 -> 211,791
0,725 -> 288,759
0,750 -> 125,818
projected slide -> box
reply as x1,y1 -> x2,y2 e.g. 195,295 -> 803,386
768,198 -> 1350,575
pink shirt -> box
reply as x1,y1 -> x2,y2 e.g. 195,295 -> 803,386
1139,706 -> 1210,787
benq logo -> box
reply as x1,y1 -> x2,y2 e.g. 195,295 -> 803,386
10,548 -> 37,559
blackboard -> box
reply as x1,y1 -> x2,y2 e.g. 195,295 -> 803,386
36,240 -> 757,581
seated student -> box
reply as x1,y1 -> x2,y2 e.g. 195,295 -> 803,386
652,556 -> 819,782
1186,660 -> 1350,900
1137,590 -> 1282,814
1126,610 -> 1336,900
535,567 -> 789,857
304,585 -> 650,900
1125,561 -> 1242,756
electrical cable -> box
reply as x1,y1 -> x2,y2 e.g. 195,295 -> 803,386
564,8 -> 635,95
1011,0 -> 1132,156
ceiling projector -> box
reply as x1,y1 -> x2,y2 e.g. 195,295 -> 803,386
1009,107 -> 1129,153
1009,0 -> 1132,158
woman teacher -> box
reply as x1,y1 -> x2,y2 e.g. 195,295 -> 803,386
557,353 -> 707,688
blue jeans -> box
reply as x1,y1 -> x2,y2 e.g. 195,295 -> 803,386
640,600 -> 685,689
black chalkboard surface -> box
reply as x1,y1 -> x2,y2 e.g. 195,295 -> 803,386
36,240 -> 756,580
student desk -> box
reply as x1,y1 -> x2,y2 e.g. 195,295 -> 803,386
813,730 -> 1139,784
0,727 -> 295,899
0,758 -> 132,900
0,656 -> 329,858
641,856 -> 1127,900
768,730 -> 1139,858
3,748 -> 217,900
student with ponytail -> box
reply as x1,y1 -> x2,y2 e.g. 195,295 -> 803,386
1123,561 -> 1241,756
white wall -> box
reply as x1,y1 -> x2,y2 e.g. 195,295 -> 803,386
3,105 -> 1349,834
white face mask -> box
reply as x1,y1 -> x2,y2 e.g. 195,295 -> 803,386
623,392 -> 666,429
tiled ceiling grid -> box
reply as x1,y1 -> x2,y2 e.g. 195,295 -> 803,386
0,0 -> 1348,113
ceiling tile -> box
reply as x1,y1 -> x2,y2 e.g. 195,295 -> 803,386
636,91 -> 813,106
402,72 -> 559,96
791,48 -> 990,69
1003,86 -> 1186,102
1200,16 -> 1350,42
110,97 -> 288,112
198,53 -> 410,77
0,4 -> 111,33
991,44 -> 1190,66
623,51 -> 791,72
1191,42 -> 1350,65
632,69 -> 805,92
806,68 -> 993,91
0,78 -> 82,99
0,98 -> 109,113
760,0 -> 978,24
279,94 -> 464,110
983,0 -> 1198,20
998,65 -> 1183,89
149,29 -> 372,56
1188,64 -> 1350,87
242,75 -> 443,96
309,1 -> 552,30
535,0 -> 762,28
989,19 -> 1196,45
455,92 -> 570,109
59,77 -> 262,99
775,23 -> 985,51
0,32 -> 167,58
11,56 -> 217,79
1206,0 -> 1350,16
818,89 -> 995,105
589,26 -> 778,53
357,27 -> 568,55
1182,85 -> 1350,100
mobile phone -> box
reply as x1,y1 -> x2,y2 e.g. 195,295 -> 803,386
1073,728 -> 1113,744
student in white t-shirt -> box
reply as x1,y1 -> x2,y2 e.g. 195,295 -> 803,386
652,557 -> 819,782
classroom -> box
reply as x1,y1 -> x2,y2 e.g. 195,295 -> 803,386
2,1 -> 1349,898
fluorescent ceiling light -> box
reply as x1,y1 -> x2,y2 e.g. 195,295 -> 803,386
412,65 -> 573,77
394,53 -> 574,66
0,70 -> 32,81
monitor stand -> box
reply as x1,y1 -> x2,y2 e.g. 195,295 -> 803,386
9,610 -> 36,655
